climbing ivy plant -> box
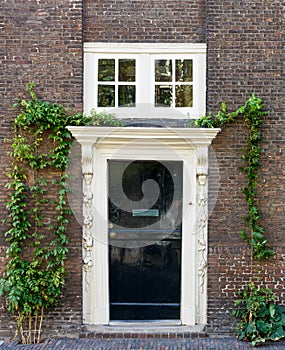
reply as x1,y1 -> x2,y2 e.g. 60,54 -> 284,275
0,84 -> 122,343
195,94 -> 274,260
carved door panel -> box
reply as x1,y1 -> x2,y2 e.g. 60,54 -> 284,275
108,160 -> 183,320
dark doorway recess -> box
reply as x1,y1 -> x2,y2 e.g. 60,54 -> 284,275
108,160 -> 183,320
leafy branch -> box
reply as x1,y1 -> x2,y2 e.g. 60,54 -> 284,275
195,94 -> 274,260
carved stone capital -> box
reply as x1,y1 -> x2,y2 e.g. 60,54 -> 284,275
196,146 -> 208,176
82,143 -> 94,175
198,174 -> 207,187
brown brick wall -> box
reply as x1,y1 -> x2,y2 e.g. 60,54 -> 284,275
206,0 -> 284,334
1,0 -> 284,340
0,0 -> 83,340
84,0 -> 206,43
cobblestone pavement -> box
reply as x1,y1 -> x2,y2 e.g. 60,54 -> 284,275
1,337 -> 285,350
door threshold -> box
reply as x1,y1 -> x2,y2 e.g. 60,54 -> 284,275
81,322 -> 206,336
109,320 -> 182,327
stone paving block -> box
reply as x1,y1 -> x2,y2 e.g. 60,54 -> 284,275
1,337 -> 285,350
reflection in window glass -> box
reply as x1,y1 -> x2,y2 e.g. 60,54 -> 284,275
155,60 -> 172,82
175,60 -> 193,82
98,85 -> 115,107
119,59 -> 136,82
175,85 -> 193,107
98,59 -> 115,81
155,85 -> 173,107
119,85 -> 136,107
95,55 -> 197,110
154,59 -> 194,108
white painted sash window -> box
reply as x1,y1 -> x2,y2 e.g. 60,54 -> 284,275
84,43 -> 206,119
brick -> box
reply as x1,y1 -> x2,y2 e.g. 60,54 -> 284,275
1,0 -> 284,341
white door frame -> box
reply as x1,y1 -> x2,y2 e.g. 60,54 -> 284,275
67,126 -> 220,326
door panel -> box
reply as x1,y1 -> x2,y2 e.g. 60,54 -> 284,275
108,160 -> 183,320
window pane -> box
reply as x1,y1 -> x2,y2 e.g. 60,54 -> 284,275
98,85 -> 115,107
119,85 -> 136,107
98,59 -> 115,81
155,85 -> 172,107
175,85 -> 193,107
155,60 -> 172,82
175,60 -> 193,82
119,59 -> 136,82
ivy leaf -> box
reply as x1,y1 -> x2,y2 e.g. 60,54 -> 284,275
269,303 -> 276,318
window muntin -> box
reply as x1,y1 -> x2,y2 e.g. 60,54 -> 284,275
154,59 -> 193,108
96,56 -> 194,109
97,58 -> 136,108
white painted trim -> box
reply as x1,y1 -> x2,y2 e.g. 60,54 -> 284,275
67,126 -> 219,145
67,126 -> 220,326
84,42 -> 206,54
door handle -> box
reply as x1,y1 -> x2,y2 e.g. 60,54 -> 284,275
109,231 -> 116,239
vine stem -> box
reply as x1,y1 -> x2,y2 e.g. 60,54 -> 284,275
195,94 -> 274,260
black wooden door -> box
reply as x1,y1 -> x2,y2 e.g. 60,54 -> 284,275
108,160 -> 182,320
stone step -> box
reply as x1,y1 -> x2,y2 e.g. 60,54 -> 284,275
80,323 -> 207,339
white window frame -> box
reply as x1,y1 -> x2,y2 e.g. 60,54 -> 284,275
84,43 -> 206,119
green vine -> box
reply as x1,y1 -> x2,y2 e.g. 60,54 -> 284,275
195,94 -> 274,260
0,84 -> 95,343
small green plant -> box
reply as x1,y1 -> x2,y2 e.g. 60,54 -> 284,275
232,282 -> 285,346
195,95 -> 274,260
87,109 -> 123,126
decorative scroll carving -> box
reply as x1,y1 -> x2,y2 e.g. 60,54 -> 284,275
81,144 -> 94,279
83,174 -> 93,270
197,173 -> 208,295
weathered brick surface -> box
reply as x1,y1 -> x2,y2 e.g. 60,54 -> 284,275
84,0 -> 206,43
207,0 -> 284,334
1,0 -> 284,341
0,0 -> 84,340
